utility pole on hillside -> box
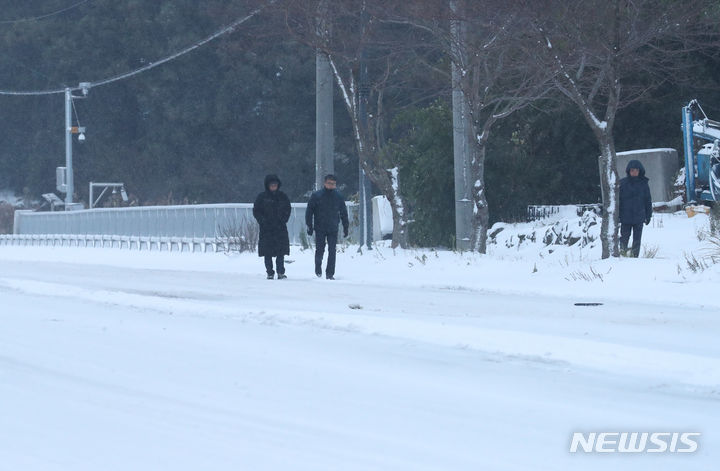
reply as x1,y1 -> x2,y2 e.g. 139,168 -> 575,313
315,0 -> 334,190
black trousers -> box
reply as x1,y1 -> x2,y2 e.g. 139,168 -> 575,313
264,255 -> 285,275
314,231 -> 338,276
619,223 -> 644,257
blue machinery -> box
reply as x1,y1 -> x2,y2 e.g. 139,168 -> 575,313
682,100 -> 720,203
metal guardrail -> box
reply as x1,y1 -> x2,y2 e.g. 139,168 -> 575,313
1,233 -> 207,251
13,203 -> 360,245
0,233 -> 247,252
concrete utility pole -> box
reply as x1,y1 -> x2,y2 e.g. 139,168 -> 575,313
62,83 -> 89,209
315,52 -> 334,190
64,88 -> 74,207
450,0 -> 473,251
315,0 -> 334,191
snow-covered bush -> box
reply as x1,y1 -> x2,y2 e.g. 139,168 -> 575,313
488,211 -> 599,251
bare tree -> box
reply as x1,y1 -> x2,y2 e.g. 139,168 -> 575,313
285,0 -> 429,248
518,0 -> 719,258
384,0 -> 553,253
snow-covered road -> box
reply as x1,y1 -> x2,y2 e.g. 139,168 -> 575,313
1,246 -> 718,470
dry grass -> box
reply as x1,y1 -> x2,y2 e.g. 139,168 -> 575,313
641,245 -> 660,258
565,265 -> 609,282
216,217 -> 259,253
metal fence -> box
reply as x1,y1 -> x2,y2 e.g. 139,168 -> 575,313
0,233 -> 223,252
12,203 -> 359,245
526,204 -> 602,222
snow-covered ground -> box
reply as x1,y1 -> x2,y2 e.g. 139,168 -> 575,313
1,212 -> 718,470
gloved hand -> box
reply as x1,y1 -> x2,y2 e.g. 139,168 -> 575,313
307,226 -> 313,236
644,218 -> 651,226
343,227 -> 349,238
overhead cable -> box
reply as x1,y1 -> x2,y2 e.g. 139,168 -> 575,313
0,1 -> 272,96
0,0 -> 91,25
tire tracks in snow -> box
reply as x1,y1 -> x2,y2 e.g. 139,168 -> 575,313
2,276 -> 719,394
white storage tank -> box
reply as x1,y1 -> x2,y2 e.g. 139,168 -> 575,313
614,148 -> 679,203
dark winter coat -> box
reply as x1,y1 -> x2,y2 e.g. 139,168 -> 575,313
619,160 -> 652,225
305,187 -> 349,234
253,175 -> 291,257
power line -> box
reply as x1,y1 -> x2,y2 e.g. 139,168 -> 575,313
91,4 -> 268,89
0,2 -> 272,96
0,0 -> 91,25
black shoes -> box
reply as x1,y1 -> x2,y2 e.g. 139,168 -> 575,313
277,274 -> 287,280
314,267 -> 333,279
267,273 -> 274,280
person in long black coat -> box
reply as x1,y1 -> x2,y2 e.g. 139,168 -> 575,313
305,174 -> 349,280
618,159 -> 652,257
253,174 -> 291,279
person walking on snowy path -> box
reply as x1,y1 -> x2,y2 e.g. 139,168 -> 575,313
253,174 -> 291,279
619,159 -> 652,257
305,174 -> 349,280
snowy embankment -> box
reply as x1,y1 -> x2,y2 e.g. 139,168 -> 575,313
1,211 -> 718,470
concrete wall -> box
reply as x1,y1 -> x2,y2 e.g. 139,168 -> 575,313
614,148 -> 679,203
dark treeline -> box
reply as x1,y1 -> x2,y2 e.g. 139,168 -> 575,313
0,0 -> 719,246
0,0 -> 358,205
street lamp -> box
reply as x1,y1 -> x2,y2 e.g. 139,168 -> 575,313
62,82 -> 90,209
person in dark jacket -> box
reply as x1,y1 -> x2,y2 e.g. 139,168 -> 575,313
305,174 -> 349,280
253,174 -> 291,279
618,159 -> 652,257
